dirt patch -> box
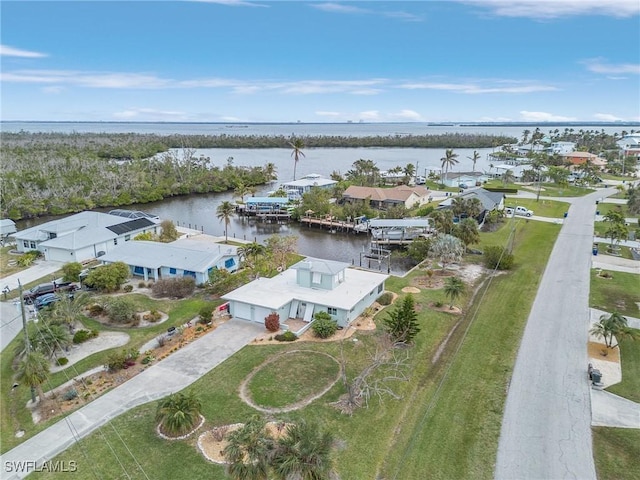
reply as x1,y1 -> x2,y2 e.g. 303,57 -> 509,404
402,286 -> 421,294
198,422 -> 292,464
413,276 -> 445,290
429,303 -> 462,315
587,342 -> 621,363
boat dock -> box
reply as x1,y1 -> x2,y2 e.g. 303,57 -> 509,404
299,215 -> 367,233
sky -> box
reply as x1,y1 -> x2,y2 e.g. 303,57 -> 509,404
1,0 -> 639,123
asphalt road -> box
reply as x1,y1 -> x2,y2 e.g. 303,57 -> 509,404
495,188 -> 617,480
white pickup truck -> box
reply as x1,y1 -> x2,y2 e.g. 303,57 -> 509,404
504,206 -> 534,217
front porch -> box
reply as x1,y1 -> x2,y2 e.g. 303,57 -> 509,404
282,317 -> 313,336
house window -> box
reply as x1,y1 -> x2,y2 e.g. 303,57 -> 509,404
169,267 -> 177,274
328,307 -> 337,315
48,232 -> 57,239
125,235 -> 131,241
378,284 -> 383,293
184,270 -> 196,278
23,241 -> 28,248
224,258 -> 235,269
134,266 -> 144,275
114,239 -> 118,245
30,242 -> 36,249
312,272 -> 321,284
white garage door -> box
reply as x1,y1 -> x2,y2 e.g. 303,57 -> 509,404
232,302 -> 252,320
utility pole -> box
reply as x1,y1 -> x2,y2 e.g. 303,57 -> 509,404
17,280 -> 37,404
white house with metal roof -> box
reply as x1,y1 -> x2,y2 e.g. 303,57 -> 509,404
222,257 -> 388,332
281,174 -> 337,201
98,238 -> 239,284
13,211 -> 159,262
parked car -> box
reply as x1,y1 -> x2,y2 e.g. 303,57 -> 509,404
504,206 -> 534,217
34,293 -> 60,310
23,281 -> 78,304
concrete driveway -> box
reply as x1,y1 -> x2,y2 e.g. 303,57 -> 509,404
495,188 -> 618,479
0,318 -> 264,479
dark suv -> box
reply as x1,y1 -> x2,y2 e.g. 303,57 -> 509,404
23,281 -> 78,304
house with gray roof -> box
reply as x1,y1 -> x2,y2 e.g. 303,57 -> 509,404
281,174 -> 337,201
0,219 -> 17,246
438,187 -> 505,222
222,257 -> 388,333
13,211 -> 159,263
98,239 -> 239,284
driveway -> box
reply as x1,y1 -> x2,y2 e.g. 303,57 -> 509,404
495,188 -> 618,479
0,318 -> 264,479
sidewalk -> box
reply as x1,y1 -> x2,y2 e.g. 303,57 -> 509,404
0,318 -> 264,479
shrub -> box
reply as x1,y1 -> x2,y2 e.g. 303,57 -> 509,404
483,245 -> 514,270
434,300 -> 444,308
123,284 -> 133,293
16,251 -> 41,267
274,331 -> 298,342
73,329 -> 98,344
157,335 -> 168,347
143,310 -> 162,322
312,311 -> 338,338
377,292 -> 394,306
264,312 -> 280,332
62,389 -> 78,401
56,357 -> 69,366
106,297 -> 136,323
105,348 -> 139,372
198,305 -> 214,324
151,277 -> 196,298
62,262 -> 83,282
84,262 -> 130,292
88,304 -> 104,317
138,281 -> 147,288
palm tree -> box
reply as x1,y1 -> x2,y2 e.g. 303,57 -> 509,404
454,218 -> 480,251
590,312 -> 637,349
430,233 -> 464,271
51,291 -> 90,332
216,201 -> 235,243
443,276 -> 465,309
501,169 -> 515,186
272,421 -> 335,480
224,416 -> 274,480
467,150 -> 481,173
603,210 -> 627,253
16,351 -> 50,404
429,209 -> 455,235
155,391 -> 202,437
263,162 -> 277,182
238,241 -> 266,268
288,137 -> 305,181
440,149 -> 459,185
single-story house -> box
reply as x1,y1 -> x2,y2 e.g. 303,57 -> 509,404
438,187 -> 505,221
0,219 -> 17,246
548,141 -> 575,155
491,164 -> 536,181
13,211 -> 159,262
222,257 -> 388,333
281,174 -> 337,201
617,134 -> 640,158
442,171 -> 490,188
560,152 -> 607,169
342,185 -> 432,210
98,238 -> 239,284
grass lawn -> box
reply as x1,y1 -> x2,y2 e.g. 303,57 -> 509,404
607,335 -> 640,403
0,246 -> 28,279
520,182 -> 595,197
0,295 -> 213,453
590,270 -> 640,318
20,221 -> 561,480
503,197 -> 571,218
593,427 -> 640,480
596,202 -> 638,219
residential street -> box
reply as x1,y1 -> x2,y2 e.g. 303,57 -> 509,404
495,188 -> 618,479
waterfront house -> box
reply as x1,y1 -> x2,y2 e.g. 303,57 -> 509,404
280,174 -> 337,201
438,187 -> 505,221
441,171 -> 489,188
342,185 -> 431,210
13,211 -> 159,262
560,152 -> 607,170
222,257 -> 388,334
616,134 -> 640,158
98,238 -> 239,284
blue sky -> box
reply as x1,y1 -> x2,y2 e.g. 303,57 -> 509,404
1,0 -> 639,123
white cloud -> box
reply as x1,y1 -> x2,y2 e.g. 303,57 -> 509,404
358,110 -> 382,121
389,109 -> 424,121
1,70 -> 170,88
189,0 -> 269,7
399,81 -> 558,94
464,0 -> 640,19
519,111 -> 577,122
479,116 -> 515,122
112,108 -> 189,120
582,58 -> 640,75
593,113 -> 624,122
0,45 -> 47,58
311,2 -> 422,22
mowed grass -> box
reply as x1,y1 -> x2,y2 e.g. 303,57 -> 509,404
248,350 -> 340,407
25,221 -> 561,480
520,182 -> 595,197
590,270 -> 640,318
596,202 -> 638,219
593,427 -> 640,480
503,197 -> 571,217
0,295 -> 211,453
380,221 -> 560,480
607,335 -> 640,403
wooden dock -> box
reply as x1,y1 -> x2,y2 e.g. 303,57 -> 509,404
299,216 -> 366,233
